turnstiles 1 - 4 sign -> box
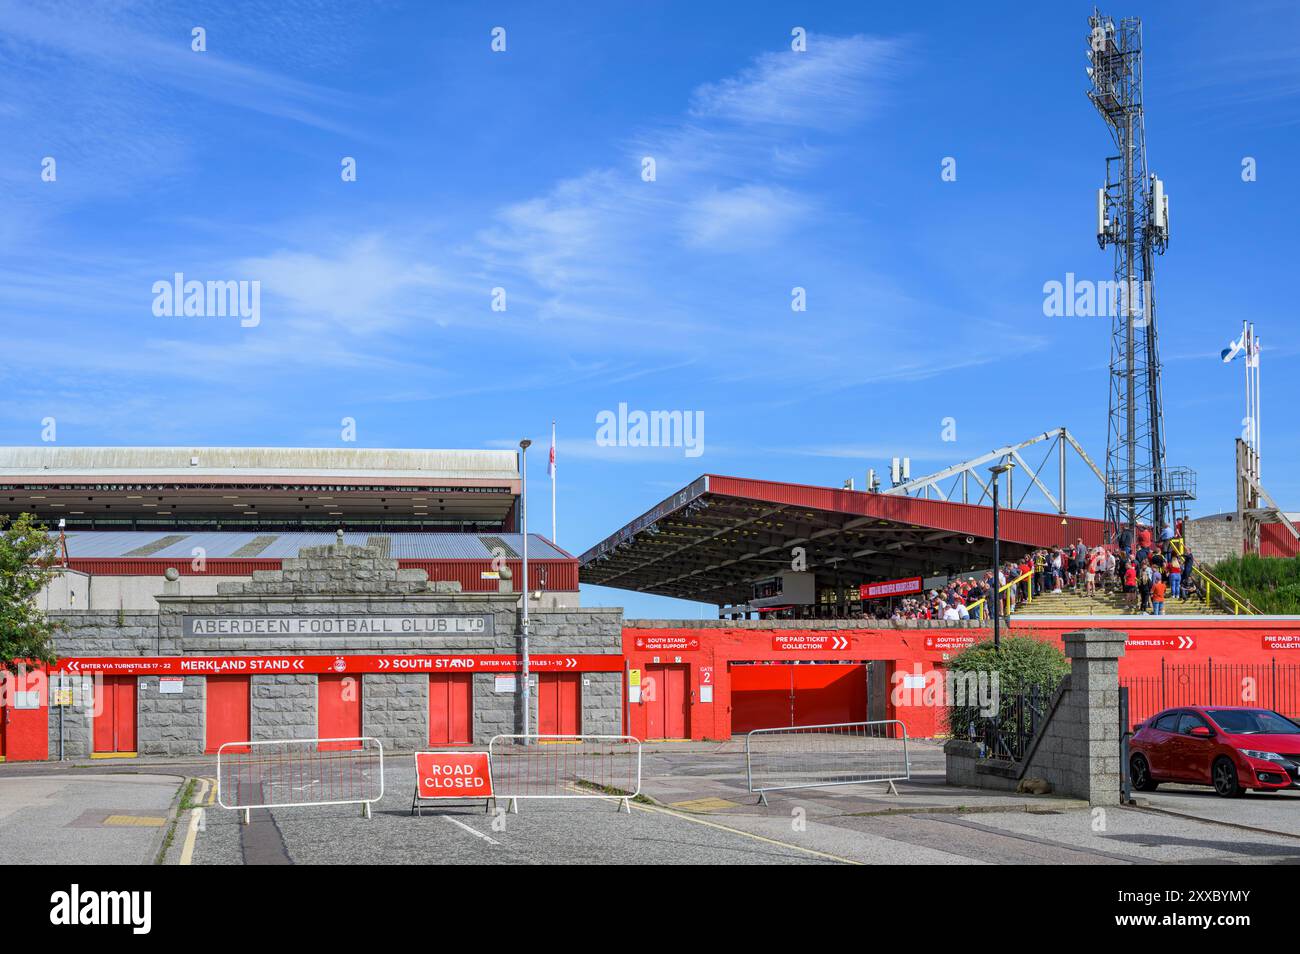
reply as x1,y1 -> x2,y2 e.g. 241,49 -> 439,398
52,654 -> 624,675
1125,635 -> 1196,651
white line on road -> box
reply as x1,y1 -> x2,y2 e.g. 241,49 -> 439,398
439,813 -> 500,845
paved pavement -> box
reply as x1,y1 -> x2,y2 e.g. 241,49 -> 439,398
0,773 -> 183,865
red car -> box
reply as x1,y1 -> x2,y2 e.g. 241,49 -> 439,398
1129,706 -> 1300,797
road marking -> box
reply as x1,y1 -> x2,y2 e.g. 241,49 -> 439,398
104,814 -> 166,827
179,777 -> 211,866
670,796 -> 742,812
439,813 -> 500,845
633,802 -> 861,864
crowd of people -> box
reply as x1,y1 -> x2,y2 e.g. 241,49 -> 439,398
865,522 -> 1200,621
1018,522 -> 1201,615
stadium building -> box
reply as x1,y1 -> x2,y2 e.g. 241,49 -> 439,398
1,447 -> 619,762
3,450 -> 1299,762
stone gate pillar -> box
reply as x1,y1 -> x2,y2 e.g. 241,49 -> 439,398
1061,628 -> 1128,806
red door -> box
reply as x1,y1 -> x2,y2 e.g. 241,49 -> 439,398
730,664 -> 867,733
0,703 -> 7,760
317,674 -> 362,750
644,664 -> 689,739
731,665 -> 793,734
93,676 -> 137,754
537,672 -> 581,736
205,676 -> 251,754
429,673 -> 473,745
791,665 -> 867,726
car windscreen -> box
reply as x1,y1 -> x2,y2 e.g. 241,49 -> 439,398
1206,709 -> 1300,735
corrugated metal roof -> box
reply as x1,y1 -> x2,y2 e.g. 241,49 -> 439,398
59,530 -> 568,561
0,446 -> 519,480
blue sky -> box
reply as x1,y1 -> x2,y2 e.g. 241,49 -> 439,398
1,1 -> 1296,618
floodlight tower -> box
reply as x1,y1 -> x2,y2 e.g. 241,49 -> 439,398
1086,9 -> 1193,545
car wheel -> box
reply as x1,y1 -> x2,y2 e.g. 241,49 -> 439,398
1212,757 -> 1242,798
1130,754 -> 1158,791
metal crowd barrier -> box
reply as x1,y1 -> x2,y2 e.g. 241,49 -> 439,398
745,720 -> 910,805
216,737 -> 385,823
487,734 -> 642,813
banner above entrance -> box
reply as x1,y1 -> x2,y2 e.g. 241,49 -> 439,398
53,654 -> 622,676
182,615 -> 492,636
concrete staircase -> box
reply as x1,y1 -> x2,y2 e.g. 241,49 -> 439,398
1016,586 -> 1221,617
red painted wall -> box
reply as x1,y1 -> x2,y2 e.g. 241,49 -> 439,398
621,618 -> 1300,741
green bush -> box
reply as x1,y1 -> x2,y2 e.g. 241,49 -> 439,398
944,636 -> 1069,738
1208,555 -> 1300,615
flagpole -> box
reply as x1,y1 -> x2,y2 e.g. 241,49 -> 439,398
1255,328 -> 1262,482
551,419 -> 557,544
1244,319 -> 1251,464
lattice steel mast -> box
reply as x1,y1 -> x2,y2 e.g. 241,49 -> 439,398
1087,9 -> 1193,544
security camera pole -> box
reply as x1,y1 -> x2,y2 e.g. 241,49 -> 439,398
989,458 -> 1016,651
519,438 -> 533,743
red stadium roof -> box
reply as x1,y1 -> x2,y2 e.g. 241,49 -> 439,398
579,475 -> 1106,605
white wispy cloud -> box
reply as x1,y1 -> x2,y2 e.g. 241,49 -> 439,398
677,185 -> 814,251
238,234 -> 443,332
690,34 -> 904,129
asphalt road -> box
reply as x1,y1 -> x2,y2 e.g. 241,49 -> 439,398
1142,783 -> 1300,837
13,748 -> 1300,865
188,762 -> 841,865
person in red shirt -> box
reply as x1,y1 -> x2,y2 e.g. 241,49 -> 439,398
1123,562 -> 1137,608
1150,576 -> 1167,615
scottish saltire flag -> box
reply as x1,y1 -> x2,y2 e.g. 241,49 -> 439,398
1221,334 -> 1246,363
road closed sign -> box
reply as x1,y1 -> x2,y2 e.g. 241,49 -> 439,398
415,752 -> 494,799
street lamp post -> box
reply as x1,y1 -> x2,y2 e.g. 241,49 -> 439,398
519,438 -> 532,743
989,459 -> 1016,651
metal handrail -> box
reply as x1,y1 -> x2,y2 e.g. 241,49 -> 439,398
965,568 -> 1034,617
1169,537 -> 1259,615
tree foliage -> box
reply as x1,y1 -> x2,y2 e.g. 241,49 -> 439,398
0,513 -> 60,672
945,635 -> 1070,738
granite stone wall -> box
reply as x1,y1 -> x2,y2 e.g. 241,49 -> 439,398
44,543 -> 623,758
1185,513 -> 1243,567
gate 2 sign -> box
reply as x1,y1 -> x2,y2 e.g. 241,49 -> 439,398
415,752 -> 493,799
